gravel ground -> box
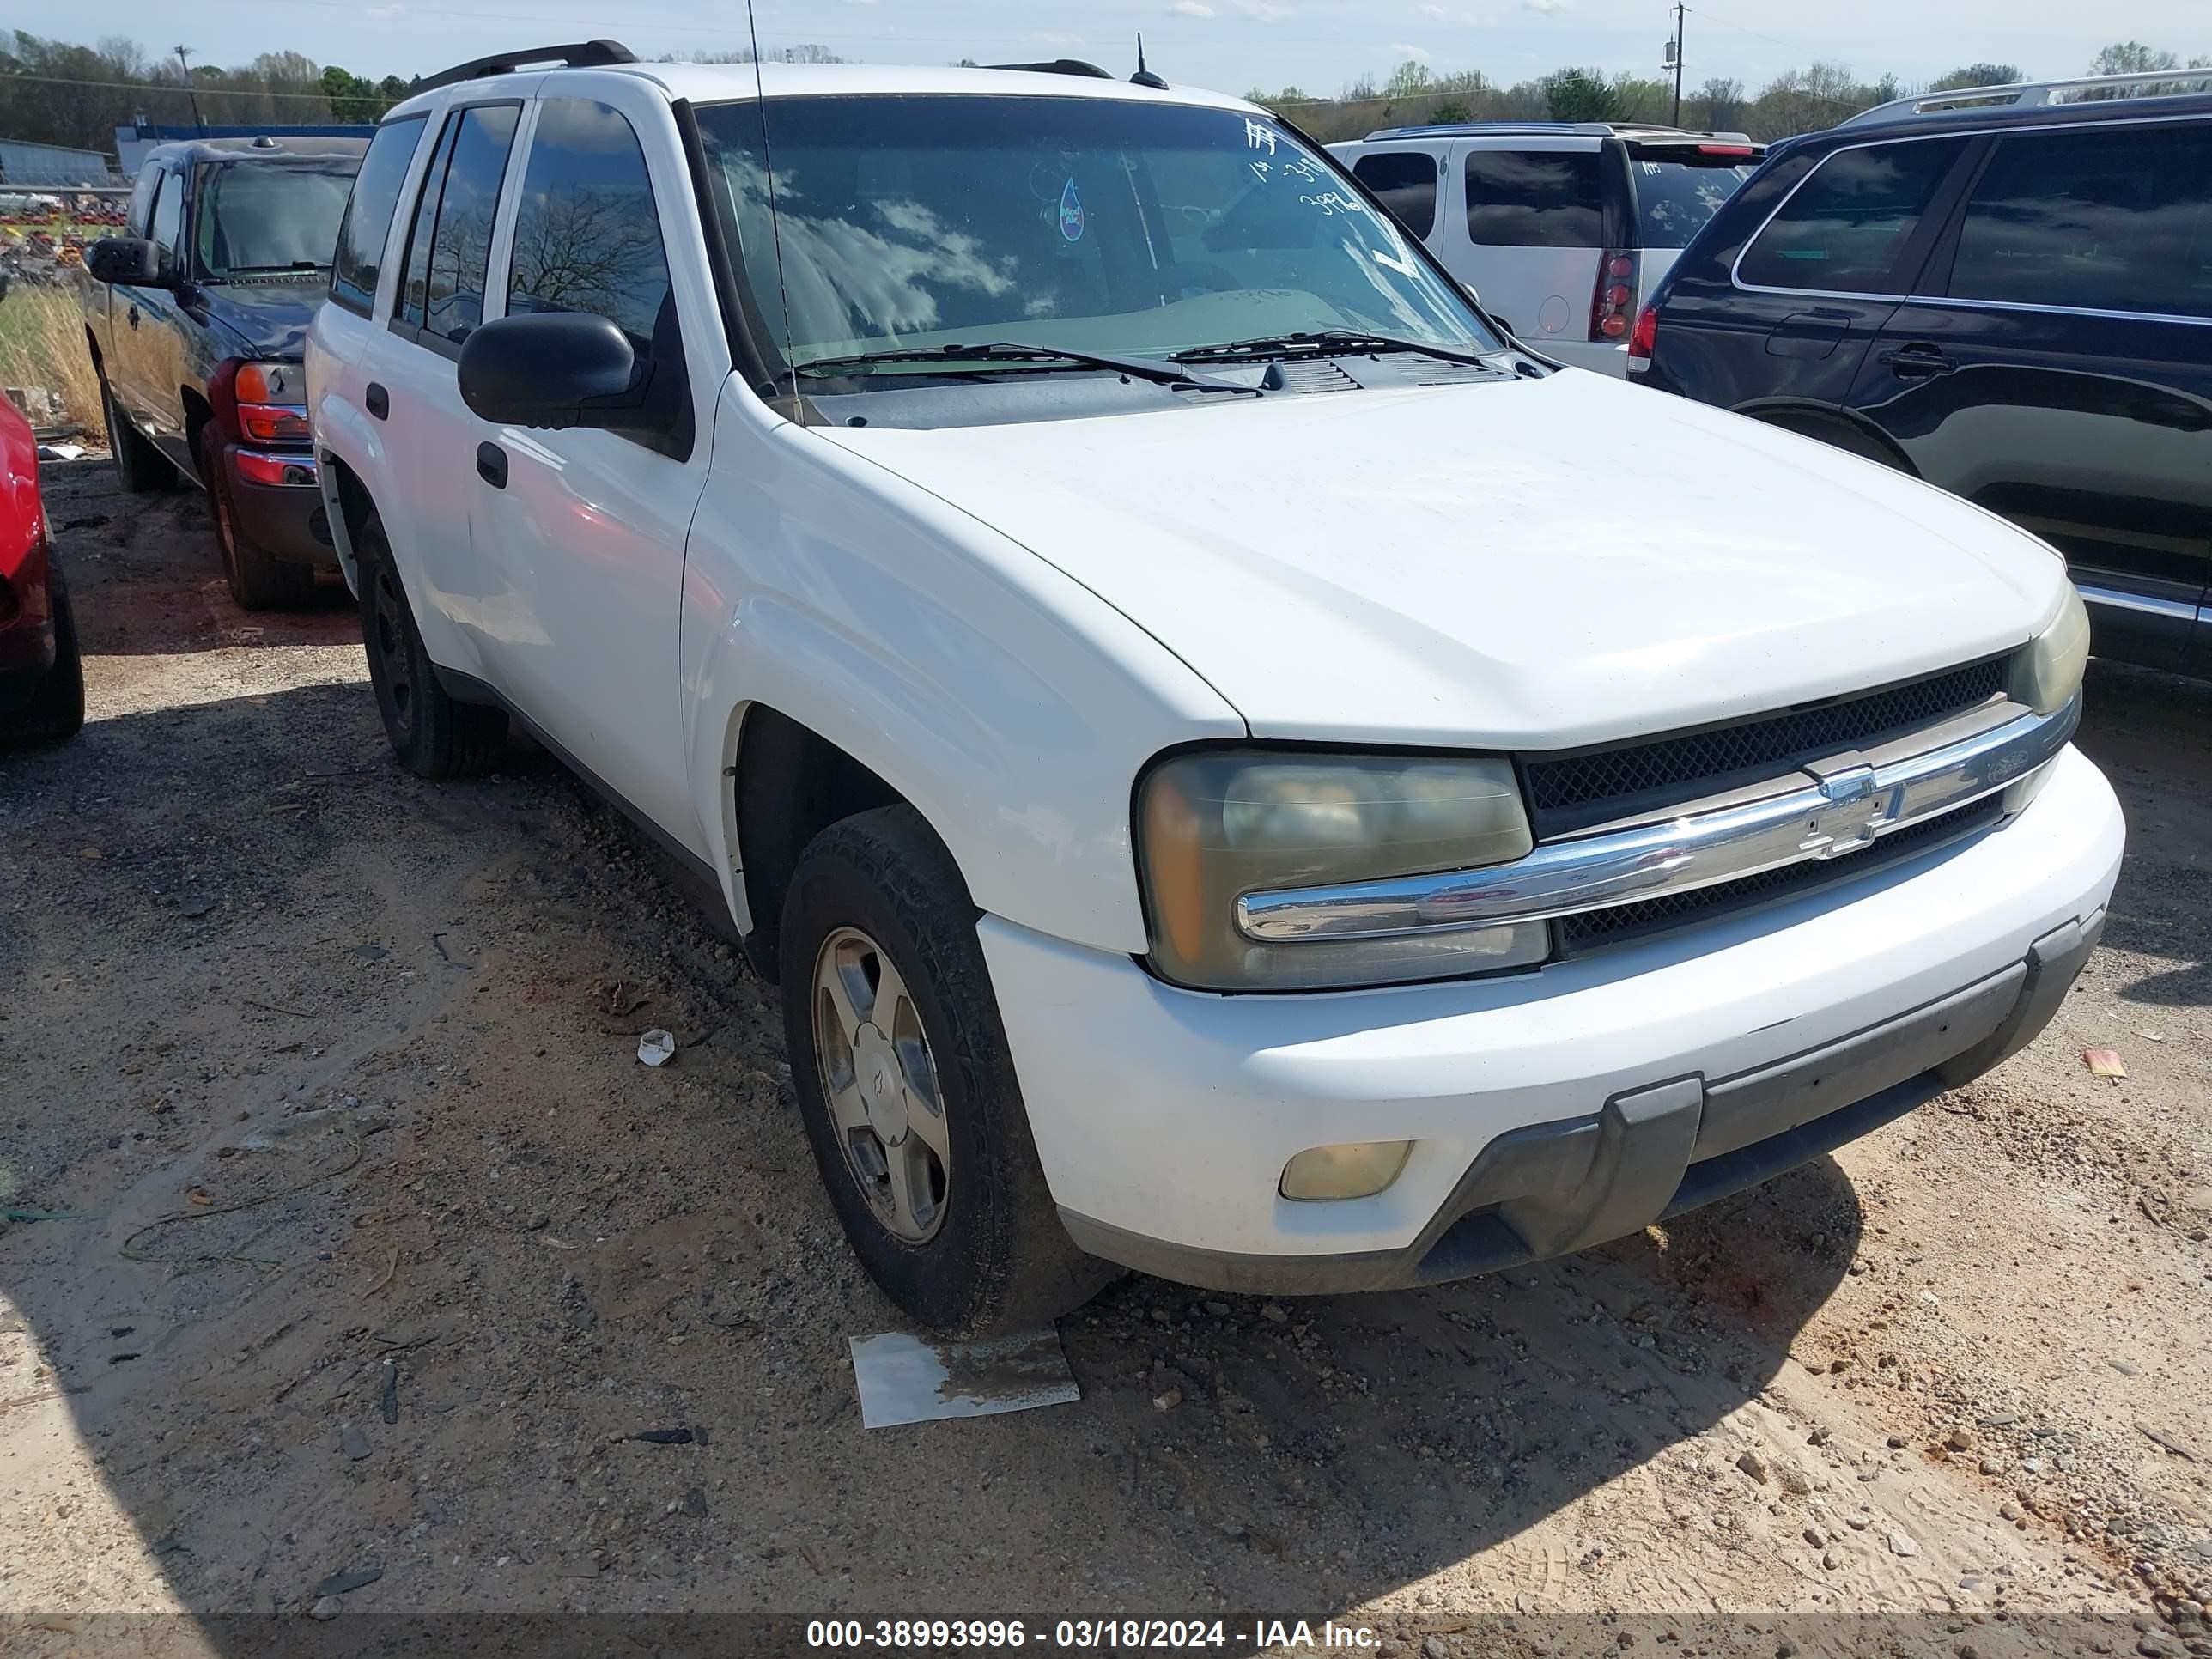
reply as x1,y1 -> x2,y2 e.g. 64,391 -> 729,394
2,456 -> 2209,1656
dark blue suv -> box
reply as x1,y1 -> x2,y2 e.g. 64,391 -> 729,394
1633,74 -> 2212,679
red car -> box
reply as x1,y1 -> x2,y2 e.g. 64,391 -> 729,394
0,396 -> 83,747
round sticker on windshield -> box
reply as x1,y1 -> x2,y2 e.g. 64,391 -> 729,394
1059,178 -> 1085,242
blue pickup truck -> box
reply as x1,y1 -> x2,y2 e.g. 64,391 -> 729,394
83,135 -> 366,607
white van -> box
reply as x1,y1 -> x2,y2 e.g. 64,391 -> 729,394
1331,121 -> 1763,374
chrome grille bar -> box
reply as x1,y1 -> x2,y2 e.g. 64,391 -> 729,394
1235,694 -> 2079,945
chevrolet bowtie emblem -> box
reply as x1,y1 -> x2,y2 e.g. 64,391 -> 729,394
1800,763 -> 1884,858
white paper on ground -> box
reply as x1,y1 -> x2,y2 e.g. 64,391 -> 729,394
848,1328 -> 1079,1429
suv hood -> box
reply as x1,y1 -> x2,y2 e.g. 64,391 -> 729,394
820,370 -> 2067,749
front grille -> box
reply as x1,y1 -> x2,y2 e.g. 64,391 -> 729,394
1554,794 -> 2005,957
1523,658 -> 2009,837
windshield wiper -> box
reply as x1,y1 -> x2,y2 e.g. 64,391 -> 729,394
1174,331 -> 1499,369
222,260 -> 327,275
795,341 -> 1249,392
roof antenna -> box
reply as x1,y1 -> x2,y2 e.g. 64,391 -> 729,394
1131,33 -> 1167,89
744,0 -> 803,423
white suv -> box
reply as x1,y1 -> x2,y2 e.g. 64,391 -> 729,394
1329,121 -> 1764,374
307,45 -> 2123,1334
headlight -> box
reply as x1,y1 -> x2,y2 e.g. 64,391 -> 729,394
1136,749 -> 1546,991
2009,585 -> 2089,716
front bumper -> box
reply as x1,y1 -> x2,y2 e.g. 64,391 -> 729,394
981,745 -> 2124,1294
223,445 -> 337,568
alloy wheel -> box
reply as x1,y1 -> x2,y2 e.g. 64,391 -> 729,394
812,926 -> 951,1243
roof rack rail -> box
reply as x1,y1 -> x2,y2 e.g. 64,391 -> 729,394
983,59 -> 1114,79
1841,67 -> 2212,125
1358,119 -> 1752,143
417,40 -> 636,93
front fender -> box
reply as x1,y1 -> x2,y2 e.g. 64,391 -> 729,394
679,381 -> 1243,956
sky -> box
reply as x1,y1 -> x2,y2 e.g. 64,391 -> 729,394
33,0 -> 2212,100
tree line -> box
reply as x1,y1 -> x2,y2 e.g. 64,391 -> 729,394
1249,40 -> 2209,143
0,32 -> 845,163
3,27 -> 2206,166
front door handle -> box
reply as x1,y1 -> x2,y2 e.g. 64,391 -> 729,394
126,304 -> 139,329
1880,343 -> 1954,380
366,382 -> 388,421
476,441 -> 507,489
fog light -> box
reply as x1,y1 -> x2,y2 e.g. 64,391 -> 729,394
1279,1141 -> 1412,1201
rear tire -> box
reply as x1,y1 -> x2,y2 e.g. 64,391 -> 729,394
201,427 -> 313,610
781,803 -> 1118,1335
100,377 -> 172,495
356,513 -> 507,778
4,565 -> 86,748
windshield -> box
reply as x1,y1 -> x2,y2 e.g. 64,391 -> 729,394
1629,153 -> 1759,249
194,160 -> 361,278
695,94 -> 1502,372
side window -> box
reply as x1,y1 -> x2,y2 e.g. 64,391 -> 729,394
1737,138 -> 1965,294
331,114 -> 428,316
1352,151 -> 1439,240
148,168 -> 184,266
418,105 -> 521,345
398,115 -> 461,329
507,99 -> 676,356
125,166 -> 160,239
1463,149 -> 1601,247
1946,124 -> 2212,319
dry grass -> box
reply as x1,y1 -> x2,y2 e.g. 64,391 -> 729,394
0,284 -> 102,434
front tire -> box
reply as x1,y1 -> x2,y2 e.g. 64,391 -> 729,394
781,804 -> 1115,1334
356,513 -> 507,778
202,427 -> 313,610
100,376 -> 172,494
4,566 -> 85,748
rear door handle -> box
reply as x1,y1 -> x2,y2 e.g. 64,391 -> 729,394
476,441 -> 507,489
1880,343 -> 1954,380
126,305 -> 139,329
366,382 -> 388,420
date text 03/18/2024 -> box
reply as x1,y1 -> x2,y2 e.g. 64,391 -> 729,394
805,1619 -> 1382,1650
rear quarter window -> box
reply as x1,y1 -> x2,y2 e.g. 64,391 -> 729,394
1736,137 -> 1965,293
1352,151 -> 1439,240
1463,149 -> 1602,247
331,115 -> 428,317
1631,154 -> 1758,250
1944,122 -> 2212,319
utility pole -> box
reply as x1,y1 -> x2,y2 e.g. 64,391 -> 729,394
1668,2 -> 1686,125
173,45 -> 206,134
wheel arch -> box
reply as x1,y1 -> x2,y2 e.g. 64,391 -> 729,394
1733,398 -> 1921,477
726,702 -> 909,981
319,447 -> 376,591
179,386 -> 215,489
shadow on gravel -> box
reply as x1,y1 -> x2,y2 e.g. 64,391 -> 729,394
0,680 -> 1867,1641
2073,660 -> 2212,1009
38,456 -> 355,660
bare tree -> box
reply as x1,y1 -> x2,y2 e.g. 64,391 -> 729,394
1929,63 -> 2024,90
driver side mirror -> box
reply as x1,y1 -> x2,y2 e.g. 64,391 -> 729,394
87,237 -> 162,287
457,313 -> 643,431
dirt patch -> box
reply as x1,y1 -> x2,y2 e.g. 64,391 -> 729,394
2,456 -> 2208,1651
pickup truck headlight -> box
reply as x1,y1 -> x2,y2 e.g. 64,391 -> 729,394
1136,749 -> 1546,991
2009,585 -> 2090,716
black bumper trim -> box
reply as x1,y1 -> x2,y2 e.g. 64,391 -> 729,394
1057,910 -> 2102,1297
224,446 -> 338,568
